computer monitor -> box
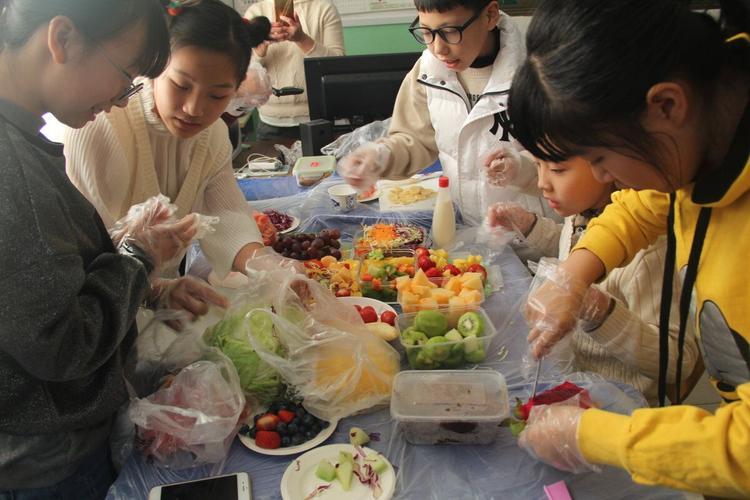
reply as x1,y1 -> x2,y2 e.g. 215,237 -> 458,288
304,52 -> 422,130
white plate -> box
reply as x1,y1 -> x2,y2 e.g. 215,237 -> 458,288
280,444 -> 396,500
378,176 -> 440,212
337,296 -> 396,316
280,215 -> 300,234
238,417 -> 338,457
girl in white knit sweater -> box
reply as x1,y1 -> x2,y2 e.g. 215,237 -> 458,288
64,0 -> 279,280
487,157 -> 700,404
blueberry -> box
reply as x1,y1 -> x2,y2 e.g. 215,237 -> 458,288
287,423 -> 299,435
296,408 -> 307,418
268,402 -> 282,413
320,420 -> 330,429
302,414 -> 315,427
239,424 -> 250,435
248,428 -> 256,439
305,430 -> 317,441
281,436 -> 291,447
253,414 -> 261,423
291,434 -> 304,446
276,422 -> 288,436
291,417 -> 302,428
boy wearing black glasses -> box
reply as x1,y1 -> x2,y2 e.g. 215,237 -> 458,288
339,0 -> 552,226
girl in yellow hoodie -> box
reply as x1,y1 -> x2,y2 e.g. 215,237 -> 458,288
506,0 -> 750,497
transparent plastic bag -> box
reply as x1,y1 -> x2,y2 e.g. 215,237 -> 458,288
125,312 -> 246,469
321,118 -> 391,160
109,194 -> 219,273
274,139 -> 302,167
237,269 -> 401,421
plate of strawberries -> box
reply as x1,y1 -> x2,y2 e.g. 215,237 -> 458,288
238,400 -> 338,456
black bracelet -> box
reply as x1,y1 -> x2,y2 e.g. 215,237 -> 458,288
119,240 -> 155,276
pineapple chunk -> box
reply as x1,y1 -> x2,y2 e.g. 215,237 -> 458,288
459,272 -> 484,292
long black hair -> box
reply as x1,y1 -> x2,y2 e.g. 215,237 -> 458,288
508,0 -> 750,164
164,0 -> 271,84
0,0 -> 170,78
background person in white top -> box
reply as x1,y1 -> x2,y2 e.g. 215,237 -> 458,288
338,0 -> 554,226
244,0 -> 345,139
65,0 -> 279,280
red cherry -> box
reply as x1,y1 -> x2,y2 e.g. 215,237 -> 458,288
380,310 -> 397,326
359,306 -> 378,323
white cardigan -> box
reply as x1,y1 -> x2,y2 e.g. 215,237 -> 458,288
63,79 -> 262,277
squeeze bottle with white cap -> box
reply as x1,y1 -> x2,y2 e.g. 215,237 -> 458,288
431,176 -> 456,248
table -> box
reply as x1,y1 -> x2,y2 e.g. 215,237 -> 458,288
108,199 -> 687,500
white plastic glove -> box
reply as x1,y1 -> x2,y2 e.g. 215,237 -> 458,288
518,404 -> 597,473
110,196 -> 204,274
482,144 -> 521,187
486,201 -> 537,236
524,258 -> 589,359
148,276 -> 230,330
244,246 -> 304,275
225,64 -> 273,117
578,285 -> 615,332
338,142 -> 390,192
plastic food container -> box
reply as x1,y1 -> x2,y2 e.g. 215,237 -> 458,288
292,156 -> 335,187
397,307 -> 497,369
352,224 -> 427,258
390,370 -> 509,445
358,248 -> 415,303
397,274 -> 485,313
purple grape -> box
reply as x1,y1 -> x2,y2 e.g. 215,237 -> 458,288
330,229 -> 341,240
272,241 -> 284,253
331,249 -> 342,260
311,238 -> 324,249
308,249 -> 320,260
300,251 -> 309,260
300,240 -> 311,250
291,242 -> 302,253
290,252 -> 301,260
330,240 -> 341,249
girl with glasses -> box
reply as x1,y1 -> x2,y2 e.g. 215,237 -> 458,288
338,0 -> 555,228
0,1 -> 210,498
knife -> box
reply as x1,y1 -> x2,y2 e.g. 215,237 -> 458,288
530,358 -> 542,399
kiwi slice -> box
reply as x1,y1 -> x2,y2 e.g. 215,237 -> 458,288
457,311 -> 484,337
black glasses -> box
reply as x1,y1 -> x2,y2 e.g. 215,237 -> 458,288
408,9 -> 483,45
96,45 -> 143,104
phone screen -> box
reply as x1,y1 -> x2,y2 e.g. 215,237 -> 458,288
161,475 -> 238,500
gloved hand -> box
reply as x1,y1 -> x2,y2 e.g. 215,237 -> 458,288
226,64 -> 273,117
338,142 -> 390,192
578,285 -> 614,332
244,246 -> 304,275
148,276 -> 230,330
110,196 -> 202,273
524,259 -> 589,359
518,404 -> 597,473
482,144 -> 521,187
486,201 -> 537,236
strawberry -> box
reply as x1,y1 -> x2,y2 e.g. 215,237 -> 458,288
359,306 -> 378,324
254,430 -> 281,449
335,288 -> 351,297
255,413 -> 280,431
414,247 -> 430,259
417,256 -> 435,271
466,263 -> 488,282
444,264 -> 461,276
425,267 -> 443,278
277,409 -> 296,424
380,310 -> 397,326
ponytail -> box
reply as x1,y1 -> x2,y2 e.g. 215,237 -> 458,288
244,15 -> 271,48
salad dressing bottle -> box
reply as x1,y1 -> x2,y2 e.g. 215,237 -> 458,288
431,176 -> 456,249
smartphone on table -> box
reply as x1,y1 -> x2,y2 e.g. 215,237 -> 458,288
274,0 -> 294,23
148,472 -> 252,500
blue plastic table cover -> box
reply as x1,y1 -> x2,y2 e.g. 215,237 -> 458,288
108,200 -> 686,500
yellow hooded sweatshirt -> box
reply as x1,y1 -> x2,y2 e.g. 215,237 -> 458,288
572,101 -> 750,497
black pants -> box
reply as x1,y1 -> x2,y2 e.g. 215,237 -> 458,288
256,120 -> 300,141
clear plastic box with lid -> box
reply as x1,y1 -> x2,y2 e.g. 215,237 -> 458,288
390,370 -> 509,445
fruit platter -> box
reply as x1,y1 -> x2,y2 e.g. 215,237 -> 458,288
397,308 -> 497,369
353,223 -> 426,257
304,256 -> 361,297
238,399 -> 337,455
358,248 -> 416,302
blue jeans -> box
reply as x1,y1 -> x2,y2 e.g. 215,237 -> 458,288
0,447 -> 116,500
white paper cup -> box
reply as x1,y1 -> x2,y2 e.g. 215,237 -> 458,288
327,184 -> 358,212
